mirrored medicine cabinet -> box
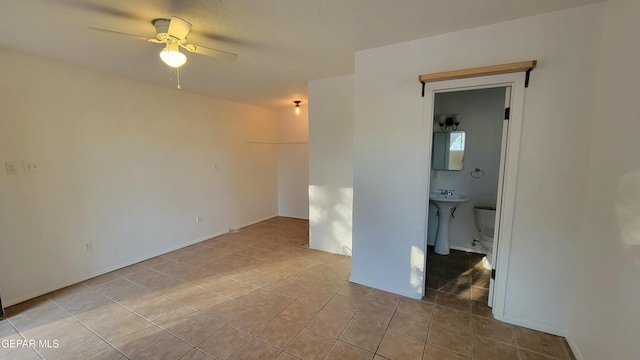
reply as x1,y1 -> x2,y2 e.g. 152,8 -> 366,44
432,131 -> 465,170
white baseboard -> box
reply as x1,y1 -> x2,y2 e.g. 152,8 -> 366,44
231,214 -> 279,231
498,313 -> 566,337
565,336 -> 584,360
449,245 -> 487,255
349,275 -> 423,300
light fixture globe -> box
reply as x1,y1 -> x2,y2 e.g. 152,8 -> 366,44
160,43 -> 187,68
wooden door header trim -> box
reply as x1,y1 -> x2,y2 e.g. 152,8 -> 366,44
418,61 -> 537,84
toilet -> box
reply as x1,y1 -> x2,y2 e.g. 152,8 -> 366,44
473,207 -> 496,269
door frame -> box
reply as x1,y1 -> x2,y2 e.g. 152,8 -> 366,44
421,72 -> 527,320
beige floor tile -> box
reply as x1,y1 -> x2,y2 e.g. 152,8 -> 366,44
513,327 -> 570,360
230,337 -> 282,360
297,286 -> 335,308
133,296 -> 197,324
269,279 -> 310,299
431,306 -> 471,334
313,278 -> 347,293
472,335 -> 519,360
354,301 -> 395,328
197,325 -> 251,360
228,306 -> 275,335
378,331 -> 426,360
306,309 -> 351,338
422,344 -> 469,359
325,340 -> 375,360
323,294 -> 363,317
470,286 -> 489,302
35,323 -> 114,360
388,311 -> 430,342
82,272 -> 121,288
439,276 -> 472,298
436,291 -> 472,312
285,328 -> 336,360
75,303 -> 152,342
47,284 -> 106,309
471,315 -> 516,345
339,318 -> 386,352
427,322 -> 471,357
202,299 -> 253,324
165,313 -> 225,346
278,300 -> 321,326
365,289 -> 401,309
180,348 -> 216,360
256,317 -> 303,349
110,325 -> 170,358
518,348 -> 561,360
337,282 -> 374,301
1,219 -> 577,360
6,297 -> 71,333
134,335 -> 193,360
397,297 -> 435,321
276,352 -> 301,360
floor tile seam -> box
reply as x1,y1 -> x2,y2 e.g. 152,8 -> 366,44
42,297 -> 134,360
514,344 -> 566,360
194,325 -> 251,359
86,285 -> 215,334
1,319 -> 46,360
284,326 -> 338,359
366,302 -> 400,356
469,325 -> 518,348
425,318 -> 472,358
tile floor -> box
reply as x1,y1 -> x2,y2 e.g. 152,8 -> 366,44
0,217 -> 576,360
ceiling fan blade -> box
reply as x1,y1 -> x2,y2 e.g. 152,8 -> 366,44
89,27 -> 151,41
168,16 -> 192,41
183,44 -> 238,62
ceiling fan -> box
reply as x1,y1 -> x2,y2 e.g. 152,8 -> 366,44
90,16 -> 238,69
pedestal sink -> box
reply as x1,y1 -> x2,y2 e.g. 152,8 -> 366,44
430,193 -> 469,255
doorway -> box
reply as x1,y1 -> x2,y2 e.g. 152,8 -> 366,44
426,86 -> 508,307
421,72 -> 527,320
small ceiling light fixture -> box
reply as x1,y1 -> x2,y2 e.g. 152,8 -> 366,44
293,100 -> 302,116
438,114 -> 461,131
160,41 -> 187,68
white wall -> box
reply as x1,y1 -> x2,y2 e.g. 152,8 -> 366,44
275,106 -> 309,219
351,4 -> 602,335
427,88 -> 505,252
0,50 -> 279,306
308,75 -> 354,255
570,0 -> 640,359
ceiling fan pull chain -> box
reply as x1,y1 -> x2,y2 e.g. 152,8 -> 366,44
176,67 -> 181,90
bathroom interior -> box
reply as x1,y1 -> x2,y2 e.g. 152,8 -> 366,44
425,86 -> 507,306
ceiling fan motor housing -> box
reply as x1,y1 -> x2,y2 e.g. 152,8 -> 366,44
152,19 -> 182,43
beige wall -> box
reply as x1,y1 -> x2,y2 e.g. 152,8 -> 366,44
350,4 -> 602,336
308,74 -> 354,255
0,50 -> 279,306
571,0 -> 640,359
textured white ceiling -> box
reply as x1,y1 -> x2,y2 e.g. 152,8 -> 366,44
0,0 -> 602,108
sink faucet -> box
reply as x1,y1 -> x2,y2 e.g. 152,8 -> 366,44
438,189 -> 455,196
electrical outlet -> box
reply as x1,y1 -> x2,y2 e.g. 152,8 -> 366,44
23,161 -> 31,173
30,160 -> 40,173
84,241 -> 93,252
196,215 -> 203,223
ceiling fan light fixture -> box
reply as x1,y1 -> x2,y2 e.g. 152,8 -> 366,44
160,43 -> 187,68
